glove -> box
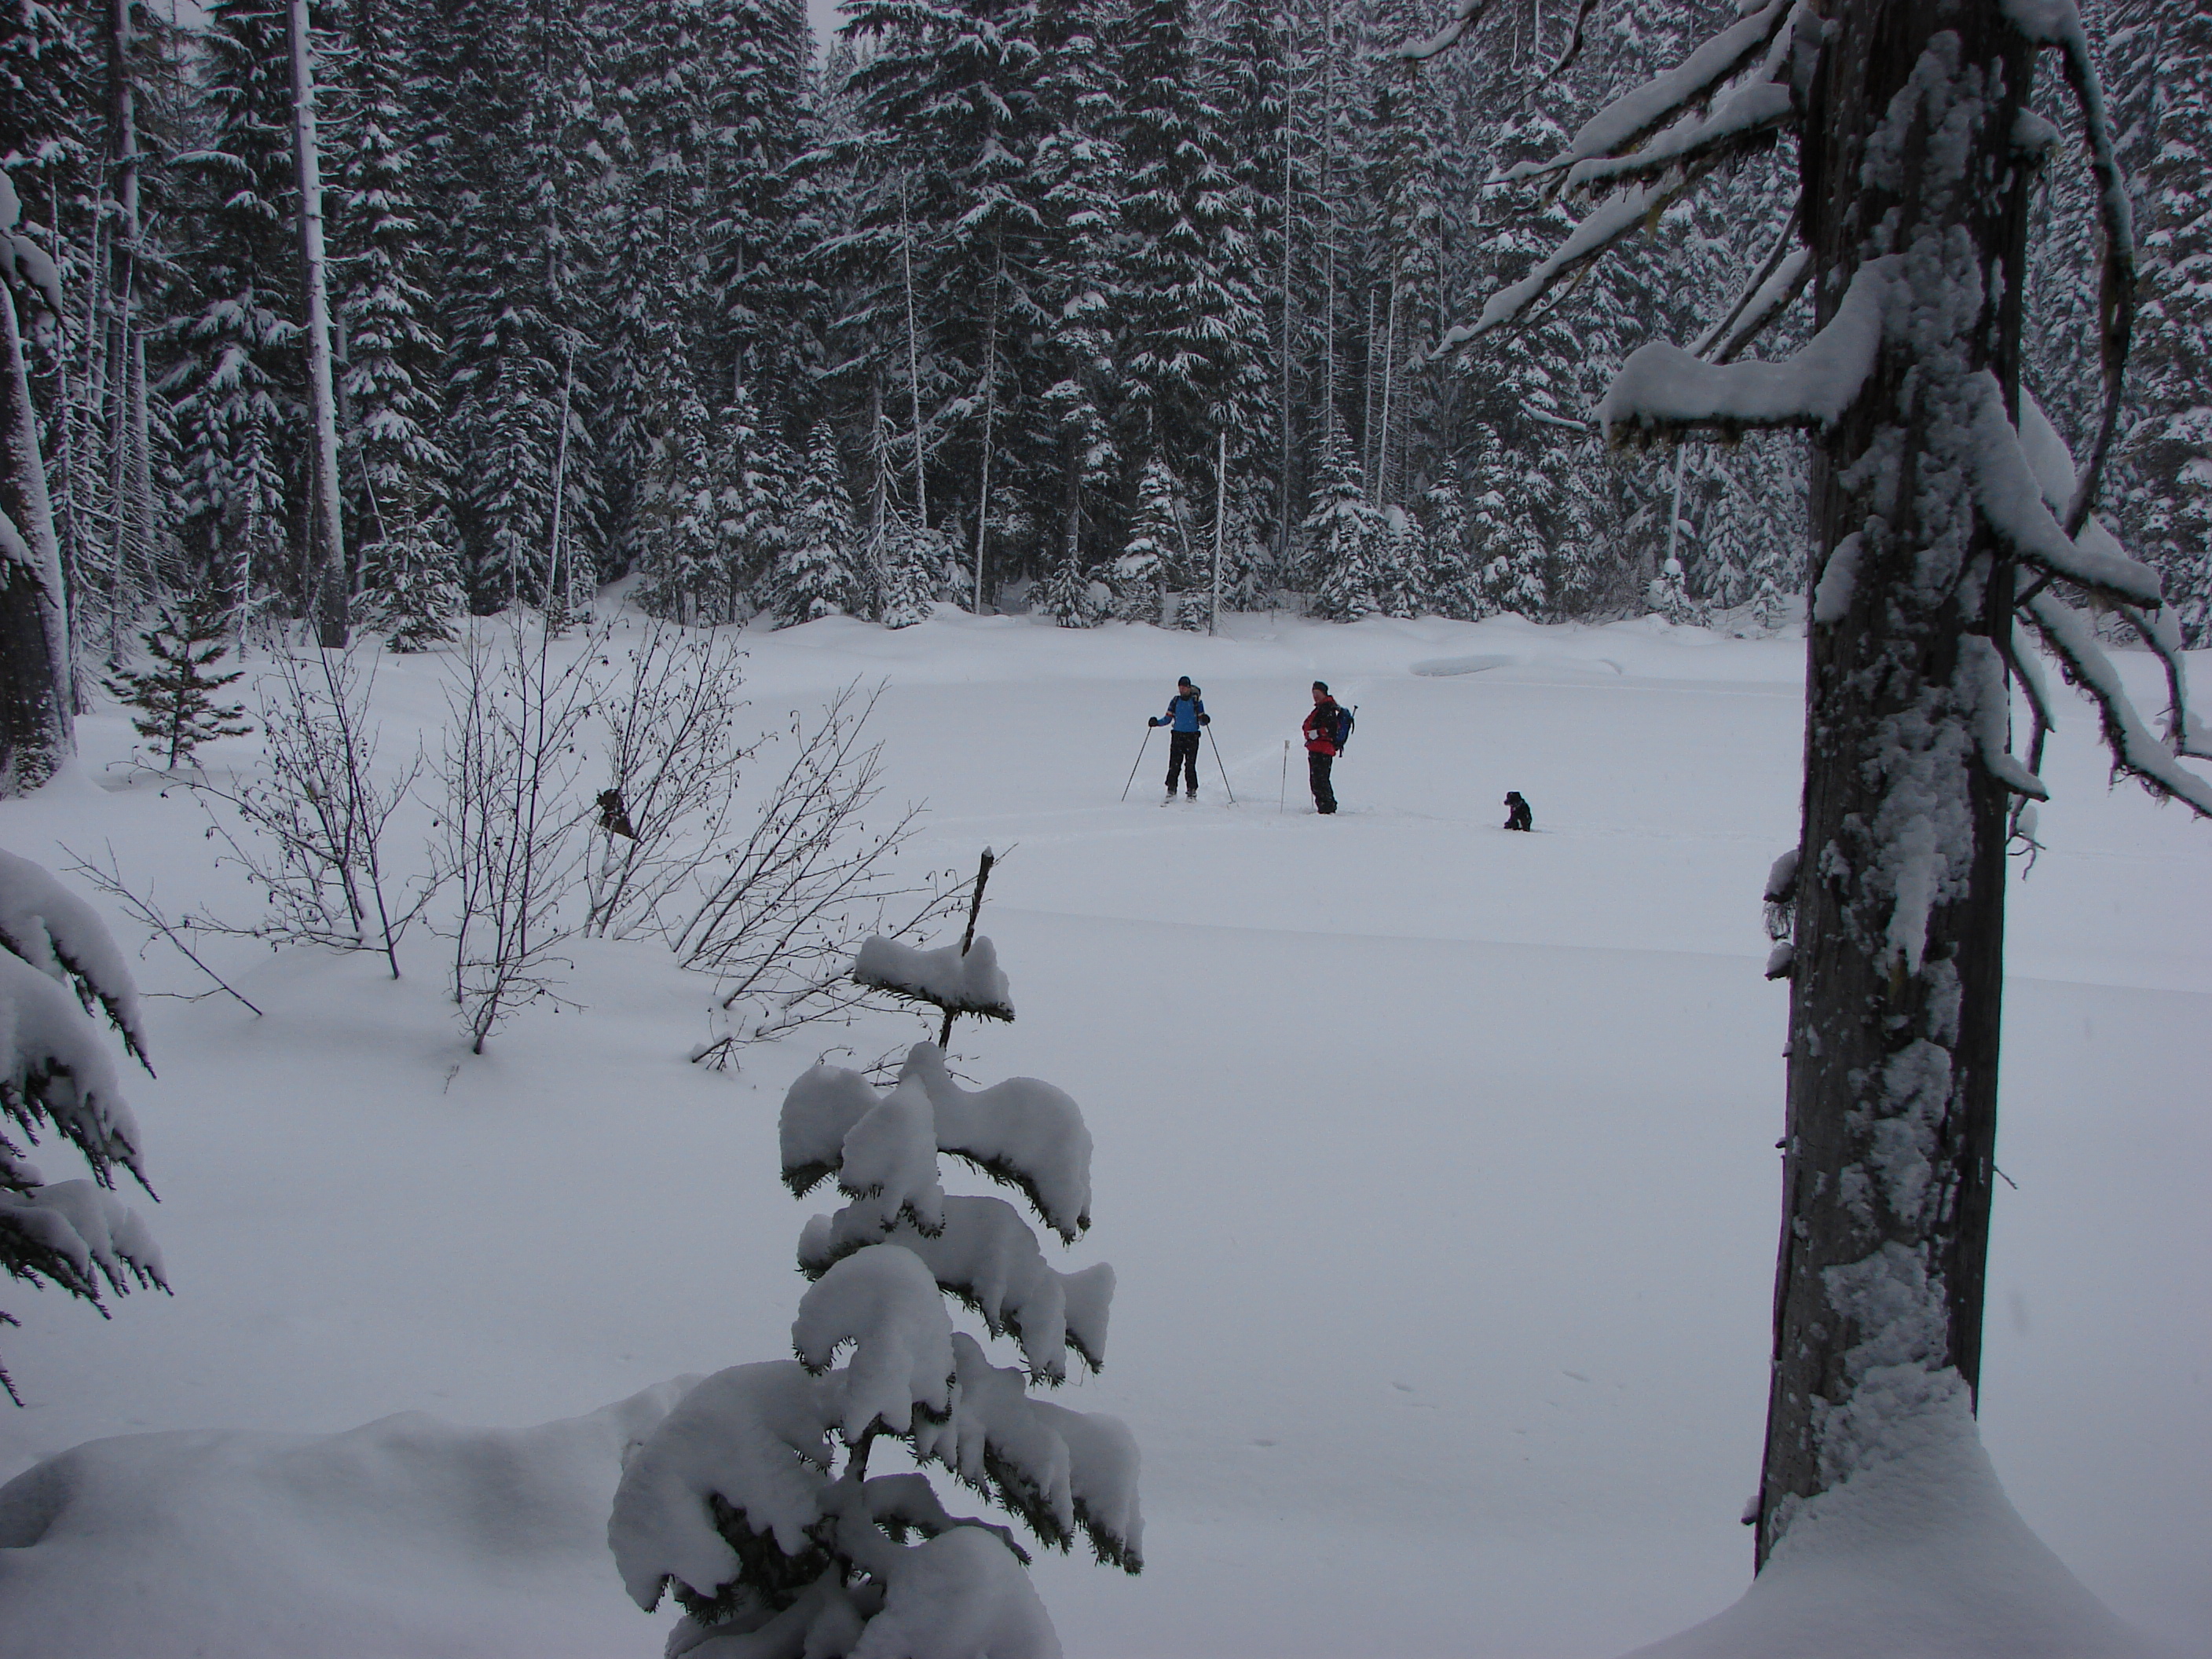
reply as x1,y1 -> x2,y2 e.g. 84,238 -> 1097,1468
1199,713 -> 1210,725
1148,717 -> 1161,727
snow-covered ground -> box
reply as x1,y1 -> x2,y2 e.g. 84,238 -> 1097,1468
0,609 -> 2203,1657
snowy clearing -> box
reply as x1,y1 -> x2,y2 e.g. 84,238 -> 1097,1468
0,608 -> 2203,1657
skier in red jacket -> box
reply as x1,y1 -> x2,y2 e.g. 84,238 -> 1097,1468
1302,681 -> 1350,815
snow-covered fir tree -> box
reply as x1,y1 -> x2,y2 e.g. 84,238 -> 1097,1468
1113,0 -> 1267,496
1302,419 -> 1382,619
1419,462 -> 1472,617
2102,0 -> 2212,642
1112,457 -> 1186,624
607,927 -> 1139,1657
336,0 -> 460,650
0,848 -> 163,1404
775,420 -> 860,626
430,0 -> 603,612
163,0 -> 301,621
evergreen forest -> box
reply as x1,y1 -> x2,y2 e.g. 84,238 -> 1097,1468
4,0 -> 2204,657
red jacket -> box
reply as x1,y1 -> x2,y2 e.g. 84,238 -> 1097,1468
1303,699 -> 1342,756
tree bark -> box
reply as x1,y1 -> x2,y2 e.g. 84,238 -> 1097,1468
0,279 -> 75,794
288,0 -> 349,648
1756,0 -> 2036,1566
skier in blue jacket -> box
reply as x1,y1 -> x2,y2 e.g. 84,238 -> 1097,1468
1149,676 -> 1210,800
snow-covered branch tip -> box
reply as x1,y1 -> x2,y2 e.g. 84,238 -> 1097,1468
1498,0 -> 1800,187
2019,590 -> 2212,819
0,848 -> 154,1070
1971,379 -> 2161,609
1690,209 -> 1811,364
1598,257 -> 1895,445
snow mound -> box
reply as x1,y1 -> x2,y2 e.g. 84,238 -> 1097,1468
0,1380 -> 694,1659
1623,1393 -> 2157,1659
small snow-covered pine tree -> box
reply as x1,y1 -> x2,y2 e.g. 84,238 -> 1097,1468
1419,464 -> 1472,619
1302,421 -> 1382,619
609,928 -> 1140,1657
106,591 -> 251,767
0,848 -> 163,1403
874,515 -> 944,631
1112,458 -> 1184,623
775,422 -> 859,627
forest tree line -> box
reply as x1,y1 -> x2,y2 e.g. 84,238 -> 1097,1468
1,0 -> 2203,661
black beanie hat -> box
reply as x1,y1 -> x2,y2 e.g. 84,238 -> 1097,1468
1312,679 -> 1329,694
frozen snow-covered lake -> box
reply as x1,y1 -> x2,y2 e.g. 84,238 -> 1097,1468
0,609 -> 2203,1657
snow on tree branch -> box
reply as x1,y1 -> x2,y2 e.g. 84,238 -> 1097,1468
0,848 -> 152,1070
1500,0 -> 1801,185
0,952 -> 148,1189
801,1195 -> 1115,1381
1598,257 -> 1897,442
2020,591 -> 2212,817
1969,380 -> 2161,606
854,933 -> 1015,1023
1558,68 -> 1794,198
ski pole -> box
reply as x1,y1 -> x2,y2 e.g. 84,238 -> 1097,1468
1207,727 -> 1237,804
1119,727 -> 1154,802
1280,740 -> 1288,813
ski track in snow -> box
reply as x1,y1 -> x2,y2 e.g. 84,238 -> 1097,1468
0,609 -> 2203,1657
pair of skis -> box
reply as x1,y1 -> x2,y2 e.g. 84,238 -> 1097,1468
1120,724 -> 1237,804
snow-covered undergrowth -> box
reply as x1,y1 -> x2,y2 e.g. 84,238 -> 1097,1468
0,607 -> 2203,1657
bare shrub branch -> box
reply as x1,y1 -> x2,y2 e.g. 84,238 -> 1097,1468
584,623 -> 763,939
436,620 -> 597,1053
185,646 -> 429,977
672,680 -> 965,1048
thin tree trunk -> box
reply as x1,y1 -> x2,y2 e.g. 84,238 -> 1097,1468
1278,49 -> 1297,574
972,241 -> 1002,616
288,0 -> 348,647
1375,262 -> 1399,508
899,180 -> 928,529
1756,0 -> 2036,1569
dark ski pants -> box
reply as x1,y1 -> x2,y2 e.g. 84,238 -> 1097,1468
1308,752 -> 1336,814
1165,730 -> 1200,793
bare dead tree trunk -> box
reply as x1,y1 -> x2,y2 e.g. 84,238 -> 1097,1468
1756,0 -> 2037,1567
0,275 -> 75,795
287,0 -> 348,648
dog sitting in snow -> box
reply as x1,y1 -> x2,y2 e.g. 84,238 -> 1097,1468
1503,791 -> 1533,832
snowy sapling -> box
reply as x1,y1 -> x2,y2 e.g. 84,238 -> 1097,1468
106,591 -> 251,768
608,931 -> 1140,1658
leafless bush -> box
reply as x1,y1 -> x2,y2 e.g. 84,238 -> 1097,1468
189,646 -> 427,978
584,623 -> 761,939
438,621 -> 597,1053
673,680 -> 964,1052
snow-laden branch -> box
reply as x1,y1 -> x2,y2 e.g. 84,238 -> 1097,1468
1561,68 -> 1793,196
2020,591 -> 2212,818
1969,379 -> 2161,607
1501,0 -> 1799,184
0,848 -> 152,1068
1393,0 -> 1496,63
1599,257 -> 1895,442
1450,185 -> 1660,347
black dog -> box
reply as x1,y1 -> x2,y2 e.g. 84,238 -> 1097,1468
1503,791 -> 1533,832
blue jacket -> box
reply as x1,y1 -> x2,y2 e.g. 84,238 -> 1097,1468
1155,693 -> 1208,734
